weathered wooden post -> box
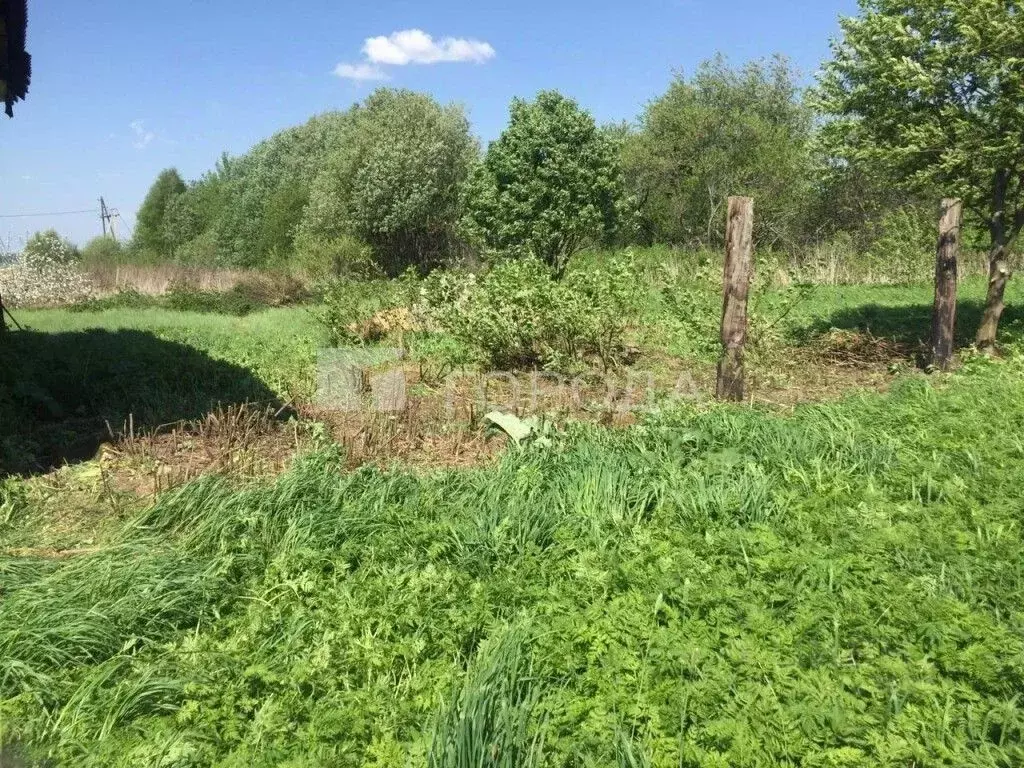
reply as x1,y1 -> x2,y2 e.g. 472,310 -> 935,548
717,197 -> 754,401
929,198 -> 962,371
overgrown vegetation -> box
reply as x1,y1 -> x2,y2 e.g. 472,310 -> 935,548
0,230 -> 94,308
4,3 -> 1024,765
3,355 -> 1024,765
418,256 -> 641,370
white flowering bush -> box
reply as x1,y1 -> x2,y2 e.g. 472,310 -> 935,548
0,230 -> 95,308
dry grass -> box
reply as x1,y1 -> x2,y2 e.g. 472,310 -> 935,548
84,263 -> 257,296
103,403 -> 302,498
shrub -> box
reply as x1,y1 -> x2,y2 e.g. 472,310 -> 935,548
68,288 -> 158,313
22,230 -> 80,269
229,272 -> 309,308
164,283 -> 257,316
864,205 -> 937,283
0,231 -> 93,308
419,256 -> 640,370
319,276 -> 409,347
160,274 -> 307,317
80,236 -> 124,269
291,232 -> 378,280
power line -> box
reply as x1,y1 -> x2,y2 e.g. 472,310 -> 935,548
0,208 -> 100,219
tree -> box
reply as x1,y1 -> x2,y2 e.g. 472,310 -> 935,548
1,0 -> 31,117
817,0 -> 1024,352
463,91 -> 623,277
624,56 -> 814,249
132,168 -> 186,260
299,89 -> 477,275
161,192 -> 203,261
210,113 -> 353,266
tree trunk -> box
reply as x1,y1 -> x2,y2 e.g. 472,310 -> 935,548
976,244 -> 1011,354
929,199 -> 962,371
716,197 -> 754,402
976,169 -> 1014,355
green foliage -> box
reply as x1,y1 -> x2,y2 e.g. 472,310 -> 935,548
419,256 -> 641,370
318,275 -> 407,347
146,116 -> 353,268
299,88 -> 477,276
212,115 -> 355,267
816,0 -> 1024,345
463,91 -> 624,277
160,191 -> 204,261
625,56 -> 813,248
291,232 -> 378,281
4,360 -> 1024,764
258,178 -> 309,265
132,169 -> 186,260
163,274 -> 308,317
863,205 -> 937,284
68,288 -> 158,313
428,626 -> 545,768
80,236 -> 124,268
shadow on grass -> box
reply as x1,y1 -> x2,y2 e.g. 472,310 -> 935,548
1,328 -> 281,476
795,299 -> 1024,350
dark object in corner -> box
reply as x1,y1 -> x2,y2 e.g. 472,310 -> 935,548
1,0 -> 32,117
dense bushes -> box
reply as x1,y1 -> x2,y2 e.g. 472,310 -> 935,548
0,230 -> 94,308
125,58 -> 993,281
133,92 -> 477,276
418,256 -> 641,370
624,56 -> 813,249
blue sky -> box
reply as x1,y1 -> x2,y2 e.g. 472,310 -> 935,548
0,0 -> 858,246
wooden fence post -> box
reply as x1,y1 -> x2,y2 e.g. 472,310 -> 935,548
929,198 -> 962,371
717,197 -> 754,401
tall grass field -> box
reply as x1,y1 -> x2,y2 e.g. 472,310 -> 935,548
2,353 -> 1023,766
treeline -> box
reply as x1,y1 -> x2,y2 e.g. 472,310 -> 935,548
121,56 -> 938,278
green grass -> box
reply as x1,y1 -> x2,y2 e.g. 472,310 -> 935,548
1,308 -> 323,474
2,355 -> 1024,766
15,307 -> 324,402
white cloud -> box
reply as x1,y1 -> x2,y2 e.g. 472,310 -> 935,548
333,62 -> 390,81
129,119 -> 155,150
334,29 -> 495,83
363,29 -> 495,66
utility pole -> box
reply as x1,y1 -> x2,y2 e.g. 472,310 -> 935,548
99,197 -> 112,238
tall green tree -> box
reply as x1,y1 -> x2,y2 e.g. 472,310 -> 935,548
299,89 -> 477,275
211,112 -> 353,266
817,0 -> 1024,352
624,56 -> 813,249
463,91 -> 623,277
132,168 -> 186,260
